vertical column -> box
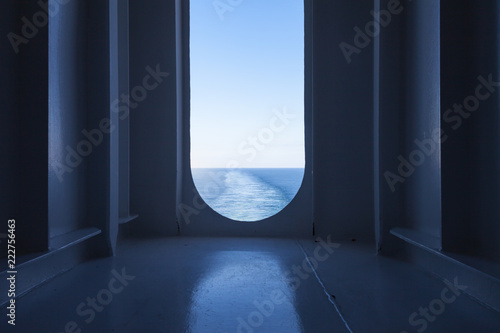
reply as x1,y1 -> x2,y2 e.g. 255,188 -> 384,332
378,0 -> 441,252
401,0 -> 441,243
86,0 -> 114,255
129,0 -> 178,236
0,0 -> 22,256
118,0 -> 133,222
18,0 -> 50,254
441,0 -> 500,260
378,0 -> 407,253
48,0 -> 89,242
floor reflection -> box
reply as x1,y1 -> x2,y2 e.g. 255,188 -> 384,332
186,251 -> 303,333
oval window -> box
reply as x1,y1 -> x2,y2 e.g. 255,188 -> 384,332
190,0 -> 304,222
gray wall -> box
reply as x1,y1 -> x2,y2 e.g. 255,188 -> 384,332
377,0 -> 406,251
86,0 -> 117,254
48,0 -> 88,239
1,0 -> 115,255
47,0 -> 115,254
312,0 -> 375,241
0,0 -> 21,257
129,0 -> 179,236
17,0 -> 50,253
1,0 -> 50,254
377,0 -> 442,252
401,0 -> 441,239
441,0 -> 500,260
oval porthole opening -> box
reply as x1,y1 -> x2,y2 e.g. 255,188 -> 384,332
189,0 -> 305,222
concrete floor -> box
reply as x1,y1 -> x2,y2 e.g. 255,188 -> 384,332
2,237 -> 500,332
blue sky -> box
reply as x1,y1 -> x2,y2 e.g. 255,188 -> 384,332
190,0 -> 304,168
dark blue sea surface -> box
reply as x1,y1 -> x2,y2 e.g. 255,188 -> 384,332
191,168 -> 304,222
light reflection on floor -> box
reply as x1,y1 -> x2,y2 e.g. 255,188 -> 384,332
5,238 -> 497,333
186,251 -> 303,333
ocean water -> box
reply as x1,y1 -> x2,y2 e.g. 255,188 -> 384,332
191,168 -> 304,222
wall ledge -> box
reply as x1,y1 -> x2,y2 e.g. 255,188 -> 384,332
392,228 -> 500,313
0,227 -> 101,308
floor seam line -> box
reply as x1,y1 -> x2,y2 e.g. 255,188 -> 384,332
296,240 -> 354,333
